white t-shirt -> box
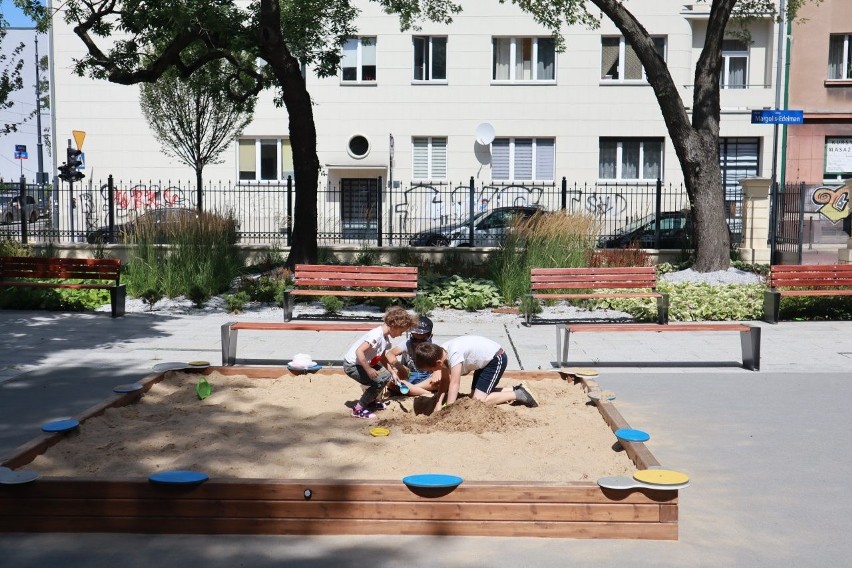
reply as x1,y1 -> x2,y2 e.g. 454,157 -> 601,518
442,336 -> 502,375
343,326 -> 392,365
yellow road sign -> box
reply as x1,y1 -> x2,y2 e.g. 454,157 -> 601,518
72,130 -> 86,150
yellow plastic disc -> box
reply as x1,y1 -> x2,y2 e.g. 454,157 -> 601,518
633,469 -> 689,486
370,427 -> 390,437
566,367 -> 599,376
187,360 -> 210,367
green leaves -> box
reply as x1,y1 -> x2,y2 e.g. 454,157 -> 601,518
425,275 -> 502,311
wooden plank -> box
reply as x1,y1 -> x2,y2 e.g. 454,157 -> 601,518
532,292 -> 660,299
566,323 -> 749,333
291,283 -> 417,292
0,516 -> 678,539
1,498 -> 664,522
776,289 -> 852,296
295,264 -> 417,275
532,267 -> 655,275
229,322 -> 375,332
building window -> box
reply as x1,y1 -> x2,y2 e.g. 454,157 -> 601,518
341,37 -> 377,83
348,135 -> 370,158
828,35 -> 852,80
341,178 -> 379,239
601,36 -> 666,81
492,37 -> 555,82
721,40 -> 748,89
238,138 -> 294,181
599,138 -> 663,180
412,137 -> 447,179
492,138 -> 555,181
413,36 -> 447,81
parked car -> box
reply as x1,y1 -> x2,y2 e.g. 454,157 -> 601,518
599,211 -> 694,249
0,193 -> 38,224
409,205 -> 545,247
86,207 -> 201,244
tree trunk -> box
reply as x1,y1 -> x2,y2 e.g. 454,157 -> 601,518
195,165 -> 203,212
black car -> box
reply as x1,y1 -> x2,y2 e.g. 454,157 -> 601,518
599,211 -> 694,249
86,207 -> 200,244
409,205 -> 545,247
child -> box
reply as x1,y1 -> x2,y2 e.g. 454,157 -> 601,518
385,316 -> 442,397
413,335 -> 538,409
342,307 -> 418,419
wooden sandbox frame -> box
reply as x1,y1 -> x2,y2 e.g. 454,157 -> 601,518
0,367 -> 678,539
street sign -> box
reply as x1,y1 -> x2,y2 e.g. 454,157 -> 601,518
14,144 -> 28,159
750,110 -> 804,125
72,130 -> 86,150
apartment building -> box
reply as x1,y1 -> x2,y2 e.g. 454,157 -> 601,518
48,1 -> 782,237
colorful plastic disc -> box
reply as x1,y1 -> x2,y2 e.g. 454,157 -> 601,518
148,470 -> 209,485
370,427 -> 390,437
113,383 -> 144,393
402,474 -> 463,489
287,364 -> 322,372
41,418 -> 80,433
633,469 -> 689,486
187,360 -> 210,367
0,469 -> 39,484
614,428 -> 650,443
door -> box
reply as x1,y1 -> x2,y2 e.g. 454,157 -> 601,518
341,178 -> 379,241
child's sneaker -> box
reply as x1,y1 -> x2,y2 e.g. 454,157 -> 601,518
367,400 -> 389,411
351,406 -> 377,419
513,383 -> 539,407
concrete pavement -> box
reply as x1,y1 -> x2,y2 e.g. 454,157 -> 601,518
1,308 -> 851,566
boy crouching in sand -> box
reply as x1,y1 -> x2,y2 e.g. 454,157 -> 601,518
413,335 -> 538,410
342,307 -> 418,419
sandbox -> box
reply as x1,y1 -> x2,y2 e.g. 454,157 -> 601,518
0,366 -> 679,539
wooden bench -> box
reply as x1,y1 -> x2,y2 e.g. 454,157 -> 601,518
527,266 -> 669,325
556,323 -> 761,371
0,256 -> 125,317
763,264 -> 852,324
283,264 -> 419,321
221,321 -> 376,365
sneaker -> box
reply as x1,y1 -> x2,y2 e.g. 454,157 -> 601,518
513,383 -> 539,408
367,400 -> 389,411
351,407 -> 377,420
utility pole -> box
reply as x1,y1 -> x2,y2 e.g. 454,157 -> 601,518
34,35 -> 45,185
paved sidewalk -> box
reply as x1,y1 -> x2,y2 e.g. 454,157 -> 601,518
1,309 -> 851,566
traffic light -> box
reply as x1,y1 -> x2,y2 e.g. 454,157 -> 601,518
59,147 -> 85,182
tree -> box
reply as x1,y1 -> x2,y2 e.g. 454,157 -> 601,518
22,0 -> 458,266
0,13 -> 27,135
139,60 -> 255,212
505,0 -> 819,272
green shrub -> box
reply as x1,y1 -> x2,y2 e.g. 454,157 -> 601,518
519,295 -> 542,316
426,275 -> 502,310
224,291 -> 250,313
139,287 -> 164,311
412,293 -> 436,316
320,295 -> 344,314
0,238 -> 31,257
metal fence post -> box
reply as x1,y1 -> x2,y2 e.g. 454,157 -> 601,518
561,177 -> 567,211
654,178 -> 662,249
376,176 -> 383,247
468,176 -> 475,245
107,175 -> 115,242
19,175 -> 28,244
286,176 -> 292,247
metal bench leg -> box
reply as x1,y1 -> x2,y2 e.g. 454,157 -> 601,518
740,325 -> 761,371
763,290 -> 780,324
283,291 -> 293,321
555,325 -> 562,365
110,284 -> 126,318
221,322 -> 238,366
562,326 -> 572,367
657,293 -> 670,325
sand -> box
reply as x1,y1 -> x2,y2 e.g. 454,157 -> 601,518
28,370 -> 635,482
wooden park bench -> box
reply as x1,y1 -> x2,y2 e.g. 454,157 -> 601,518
556,322 -> 761,371
283,264 -> 419,321
221,321 -> 376,365
527,266 -> 669,325
0,256 -> 125,317
764,264 -> 852,323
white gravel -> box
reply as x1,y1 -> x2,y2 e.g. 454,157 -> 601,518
100,267 -> 761,322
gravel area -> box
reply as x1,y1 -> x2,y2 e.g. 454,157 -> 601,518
98,267 -> 762,322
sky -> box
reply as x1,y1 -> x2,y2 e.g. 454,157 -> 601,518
1,1 -> 38,28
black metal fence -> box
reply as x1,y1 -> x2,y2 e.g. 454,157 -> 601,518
2,176 -> 746,248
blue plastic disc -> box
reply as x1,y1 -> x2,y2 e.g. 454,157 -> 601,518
113,383 -> 144,393
148,470 -> 209,485
287,364 -> 322,372
402,473 -> 464,489
41,418 -> 80,433
615,428 -> 650,443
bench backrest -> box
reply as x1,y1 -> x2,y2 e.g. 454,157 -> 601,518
293,264 -> 418,290
531,266 -> 658,291
0,256 -> 121,284
769,264 -> 852,289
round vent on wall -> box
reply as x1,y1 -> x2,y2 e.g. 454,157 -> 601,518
475,123 -> 496,145
348,135 -> 370,158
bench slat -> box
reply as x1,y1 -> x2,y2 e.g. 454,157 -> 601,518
533,292 -> 660,300
230,323 -> 375,332
532,267 -> 656,276
294,264 -> 417,274
294,278 -> 417,288
290,290 -> 416,298
566,323 -> 750,332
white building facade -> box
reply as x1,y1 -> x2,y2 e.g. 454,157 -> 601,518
47,1 -> 782,242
